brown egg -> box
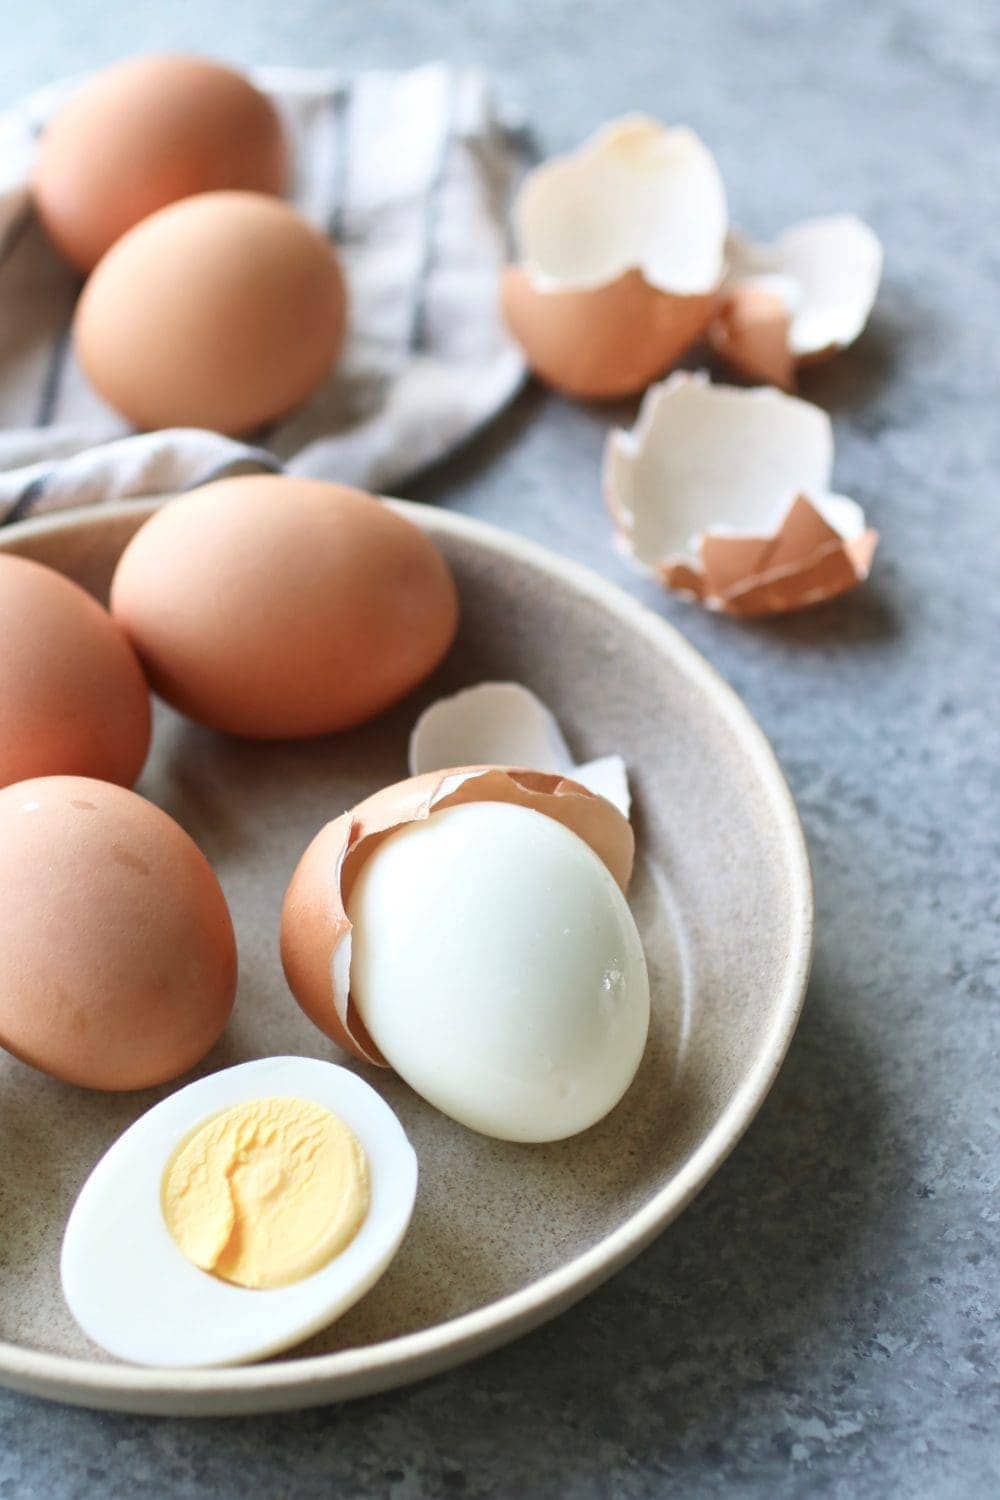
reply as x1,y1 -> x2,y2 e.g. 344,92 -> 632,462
33,54 -> 288,273
501,267 -> 719,400
0,555 -> 150,789
73,192 -> 347,435
0,777 -> 237,1090
110,478 -> 459,739
280,765 -> 636,1064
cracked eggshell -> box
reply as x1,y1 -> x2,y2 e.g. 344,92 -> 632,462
280,767 -> 635,1066
709,216 -> 883,384
604,372 -> 878,616
409,681 -> 630,817
501,116 -> 727,399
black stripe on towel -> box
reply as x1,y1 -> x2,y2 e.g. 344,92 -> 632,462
326,84 -> 352,244
409,84 -> 457,355
35,323 -> 71,426
2,470 -> 54,527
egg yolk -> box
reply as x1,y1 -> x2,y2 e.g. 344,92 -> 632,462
161,1097 -> 369,1289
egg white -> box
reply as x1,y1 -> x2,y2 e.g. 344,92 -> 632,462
61,1057 -> 417,1368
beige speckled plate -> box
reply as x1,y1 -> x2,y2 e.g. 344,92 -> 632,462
0,499 -> 811,1416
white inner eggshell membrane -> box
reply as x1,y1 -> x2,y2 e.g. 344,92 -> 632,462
347,801 -> 650,1143
61,1058 -> 417,1369
408,681 -> 631,817
606,373 -> 838,566
726,215 -> 883,356
516,118 -> 727,294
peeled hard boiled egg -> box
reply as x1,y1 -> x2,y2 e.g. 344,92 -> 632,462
350,801 -> 649,1141
73,191 -> 346,435
281,767 -> 647,1142
110,478 -> 459,739
62,1058 -> 417,1367
0,776 -> 237,1090
0,554 -> 150,789
33,54 -> 288,273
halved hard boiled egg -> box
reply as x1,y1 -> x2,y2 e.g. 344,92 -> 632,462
61,1057 -> 417,1368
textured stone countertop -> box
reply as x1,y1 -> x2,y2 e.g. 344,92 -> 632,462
1,2 -> 997,1496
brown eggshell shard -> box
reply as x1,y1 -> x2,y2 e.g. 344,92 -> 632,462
605,372 -> 877,615
73,191 -> 346,436
280,766 -> 635,1065
0,554 -> 151,789
662,496 -> 879,616
501,266 -> 718,400
32,54 -> 288,273
110,478 -> 458,739
706,284 -> 796,392
0,776 -> 237,1091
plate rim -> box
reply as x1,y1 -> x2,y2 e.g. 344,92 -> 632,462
0,496 -> 813,1413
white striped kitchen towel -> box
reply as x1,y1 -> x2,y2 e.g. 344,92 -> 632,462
0,63 -> 528,522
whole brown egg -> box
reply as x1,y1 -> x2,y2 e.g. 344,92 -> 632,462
32,54 -> 288,273
73,191 -> 346,436
0,554 -> 150,789
0,777 -> 238,1091
110,478 -> 459,739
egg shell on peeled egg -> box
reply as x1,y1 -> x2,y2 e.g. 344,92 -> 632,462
32,53 -> 288,273
110,478 -> 459,739
73,191 -> 346,436
280,765 -> 635,1066
0,554 -> 150,789
0,776 -> 237,1091
501,115 -> 727,399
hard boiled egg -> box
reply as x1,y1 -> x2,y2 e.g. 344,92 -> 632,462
110,478 -> 458,739
349,800 -> 650,1141
0,776 -> 236,1090
0,554 -> 150,789
73,192 -> 346,435
62,1057 -> 417,1367
281,768 -> 648,1142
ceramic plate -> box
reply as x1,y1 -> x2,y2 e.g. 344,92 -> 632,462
0,499 -> 812,1415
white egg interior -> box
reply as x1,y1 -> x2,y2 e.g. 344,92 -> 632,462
347,800 -> 650,1142
61,1057 -> 417,1368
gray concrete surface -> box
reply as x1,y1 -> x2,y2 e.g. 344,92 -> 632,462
1,2 -> 998,1496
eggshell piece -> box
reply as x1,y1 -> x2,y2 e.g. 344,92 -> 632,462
502,115 -> 727,398
73,191 -> 346,436
706,282 -> 796,391
0,554 -> 150,789
33,54 -> 288,273
501,267 -> 719,400
709,216 -> 883,383
0,776 -> 237,1090
110,478 -> 458,739
605,371 -> 877,614
280,766 -> 636,1065
409,681 -> 630,815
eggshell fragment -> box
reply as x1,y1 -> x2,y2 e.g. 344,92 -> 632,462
502,116 -> 727,398
409,681 -> 630,816
708,216 -> 883,385
32,54 -> 289,273
73,191 -> 346,436
0,554 -> 150,789
110,478 -> 458,739
280,767 -> 635,1066
0,776 -> 237,1091
605,372 -> 878,615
